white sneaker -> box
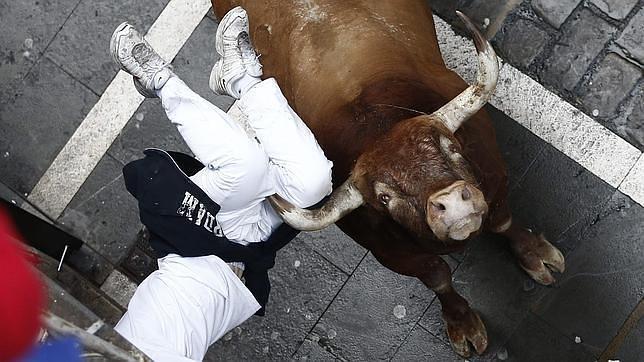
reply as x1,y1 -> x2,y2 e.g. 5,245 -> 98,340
215,6 -> 249,56
210,7 -> 262,98
110,22 -> 174,98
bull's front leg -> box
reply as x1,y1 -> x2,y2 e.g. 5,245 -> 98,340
374,252 -> 488,357
489,206 -> 565,285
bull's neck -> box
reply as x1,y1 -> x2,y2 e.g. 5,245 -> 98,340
319,76 -> 448,182
350,76 -> 446,136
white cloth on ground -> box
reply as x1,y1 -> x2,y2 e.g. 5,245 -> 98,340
114,254 -> 261,361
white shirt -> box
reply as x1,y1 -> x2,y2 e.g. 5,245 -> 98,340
114,254 -> 260,361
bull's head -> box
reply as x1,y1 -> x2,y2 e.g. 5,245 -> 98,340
269,12 -> 498,242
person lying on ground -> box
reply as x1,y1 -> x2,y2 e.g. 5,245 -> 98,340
109,6 -> 333,361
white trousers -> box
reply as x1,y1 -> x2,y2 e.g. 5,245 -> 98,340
159,77 -> 333,244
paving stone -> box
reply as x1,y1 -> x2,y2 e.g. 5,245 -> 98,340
531,0 -> 581,29
121,246 -> 157,284
508,141 -> 614,249
58,154 -> 140,266
64,244 -> 114,285
44,271 -> 104,330
590,0 -> 638,20
134,226 -> 156,257
100,269 -> 137,309
503,312 -> 596,361
488,106 -> 546,190
615,310 -> 644,361
496,19 -> 550,68
541,9 -> 617,91
532,192 -> 644,357
297,224 -> 367,275
625,92 -> 644,151
391,325 -> 460,361
581,53 -> 642,118
425,0 -> 463,24
108,99 -> 191,165
0,181 -> 23,205
205,7 -> 217,22
171,17 -> 231,109
308,253 -> 433,361
617,8 -> 644,65
54,269 -> 124,326
419,234 -> 551,358
45,277 -> 142,354
206,240 -> 347,360
0,0 -> 79,101
46,0 -> 170,94
45,273 -> 132,352
459,0 -> 522,38
34,246 -> 124,325
291,338 -> 342,361
0,58 -> 98,195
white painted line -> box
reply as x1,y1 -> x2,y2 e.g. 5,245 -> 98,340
434,16 -> 644,203
28,0 -> 211,218
492,65 -> 641,188
619,154 -> 644,206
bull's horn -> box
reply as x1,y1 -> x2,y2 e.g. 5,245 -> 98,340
268,179 -> 364,231
431,11 -> 499,133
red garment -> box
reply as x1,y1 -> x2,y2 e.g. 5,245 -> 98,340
0,208 -> 45,361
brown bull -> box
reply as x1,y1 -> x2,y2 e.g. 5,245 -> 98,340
213,0 -> 565,357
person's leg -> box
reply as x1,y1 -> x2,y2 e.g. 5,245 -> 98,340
237,79 -> 333,208
210,6 -> 332,208
157,77 -> 272,210
110,21 -> 271,210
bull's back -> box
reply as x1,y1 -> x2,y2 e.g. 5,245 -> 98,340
213,1 -> 510,253
213,0 -> 444,126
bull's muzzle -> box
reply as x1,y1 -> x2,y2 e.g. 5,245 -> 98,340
426,181 -> 487,241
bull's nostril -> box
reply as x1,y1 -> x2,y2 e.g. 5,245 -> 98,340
432,202 -> 446,212
461,187 -> 471,201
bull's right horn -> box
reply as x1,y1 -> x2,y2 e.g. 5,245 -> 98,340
430,11 -> 499,133
268,179 -> 364,231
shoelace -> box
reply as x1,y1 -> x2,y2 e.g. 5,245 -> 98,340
132,43 -> 165,69
131,42 -> 166,86
238,32 -> 262,68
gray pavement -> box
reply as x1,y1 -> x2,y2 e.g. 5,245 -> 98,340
0,0 -> 642,360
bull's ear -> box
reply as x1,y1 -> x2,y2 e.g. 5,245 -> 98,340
430,11 -> 499,133
268,179 -> 364,231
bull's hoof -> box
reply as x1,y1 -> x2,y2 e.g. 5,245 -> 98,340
444,309 -> 488,358
512,231 -> 565,285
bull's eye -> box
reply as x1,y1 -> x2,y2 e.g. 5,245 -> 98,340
379,193 -> 391,205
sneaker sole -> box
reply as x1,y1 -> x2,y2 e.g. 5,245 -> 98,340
215,6 -> 248,56
110,21 -> 132,72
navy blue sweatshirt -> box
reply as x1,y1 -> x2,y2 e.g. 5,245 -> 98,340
122,149 -> 299,315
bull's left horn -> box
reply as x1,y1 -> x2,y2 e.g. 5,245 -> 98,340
268,179 -> 364,231
431,11 -> 499,133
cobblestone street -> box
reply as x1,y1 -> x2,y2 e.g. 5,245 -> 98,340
0,0 -> 642,360
434,0 -> 643,150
